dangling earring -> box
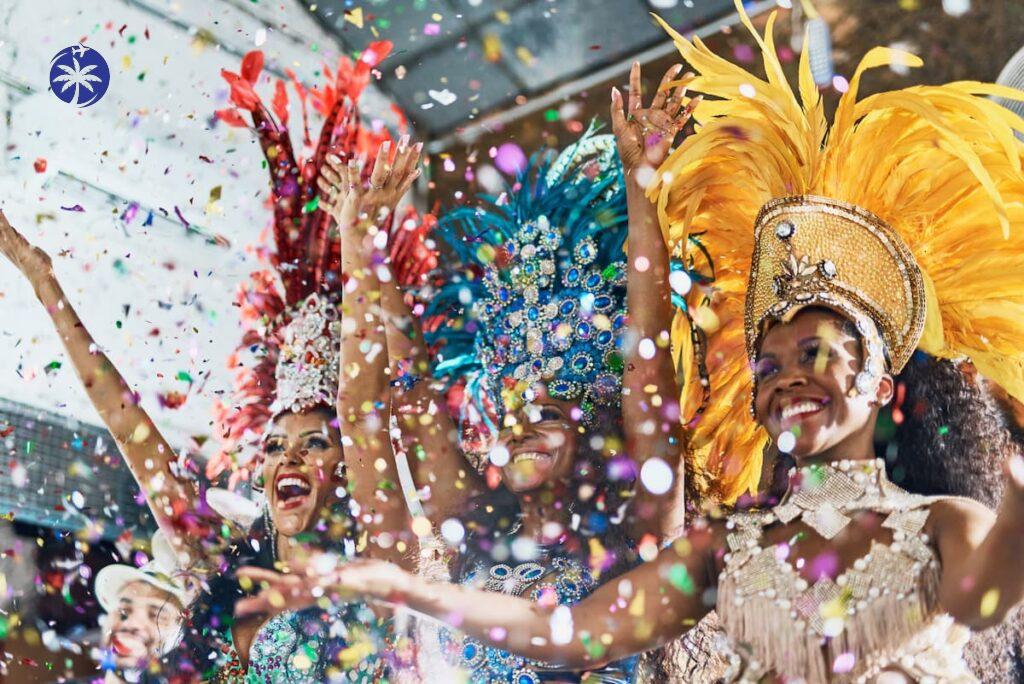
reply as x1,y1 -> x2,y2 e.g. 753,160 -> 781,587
263,503 -> 278,563
333,461 -> 346,481
253,472 -> 265,492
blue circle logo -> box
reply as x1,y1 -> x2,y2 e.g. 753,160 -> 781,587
49,44 -> 110,107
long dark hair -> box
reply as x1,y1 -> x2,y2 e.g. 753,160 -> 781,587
453,403 -> 638,583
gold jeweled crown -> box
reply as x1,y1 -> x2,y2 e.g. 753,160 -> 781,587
747,195 -> 927,391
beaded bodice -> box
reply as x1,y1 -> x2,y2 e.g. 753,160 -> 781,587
246,603 -> 387,683
717,459 -> 976,683
441,553 -> 636,683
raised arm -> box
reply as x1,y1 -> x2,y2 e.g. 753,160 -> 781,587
933,454 -> 1024,629
379,241 -> 485,526
318,141 -> 420,568
238,521 -> 723,668
0,210 -> 208,557
610,63 -> 700,543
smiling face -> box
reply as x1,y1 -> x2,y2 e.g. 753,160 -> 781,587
103,581 -> 182,669
261,407 -> 344,538
497,384 -> 580,494
753,307 -> 893,463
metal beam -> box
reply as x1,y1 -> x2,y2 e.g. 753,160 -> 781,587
426,0 -> 779,153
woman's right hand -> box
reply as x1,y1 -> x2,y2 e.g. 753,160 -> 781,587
316,137 -> 422,232
0,209 -> 52,275
235,558 -> 414,618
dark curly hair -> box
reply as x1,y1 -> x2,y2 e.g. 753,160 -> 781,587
880,352 -> 1024,683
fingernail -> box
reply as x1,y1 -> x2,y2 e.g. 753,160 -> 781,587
611,86 -> 620,100
399,134 -> 410,148
414,142 -> 424,152
673,64 -> 683,73
382,141 -> 391,151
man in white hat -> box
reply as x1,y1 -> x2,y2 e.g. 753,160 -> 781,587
91,531 -> 189,683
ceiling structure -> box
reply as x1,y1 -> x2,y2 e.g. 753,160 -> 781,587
306,0 -> 737,138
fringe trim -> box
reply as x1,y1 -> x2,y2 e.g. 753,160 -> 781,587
717,563 -> 942,681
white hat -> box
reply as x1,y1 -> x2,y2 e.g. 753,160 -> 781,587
95,530 -> 189,613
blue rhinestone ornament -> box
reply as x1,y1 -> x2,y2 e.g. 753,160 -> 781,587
425,129 -> 629,427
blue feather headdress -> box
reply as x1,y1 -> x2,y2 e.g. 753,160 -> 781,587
425,129 -> 628,428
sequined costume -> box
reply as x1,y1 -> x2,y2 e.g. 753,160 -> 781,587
719,459 -> 975,682
441,553 -> 637,683
644,0 -> 1024,679
246,603 -> 388,683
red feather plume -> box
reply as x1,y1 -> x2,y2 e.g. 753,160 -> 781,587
209,43 -> 436,483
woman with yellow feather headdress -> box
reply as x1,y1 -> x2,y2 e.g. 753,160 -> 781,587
217,4 -> 1024,681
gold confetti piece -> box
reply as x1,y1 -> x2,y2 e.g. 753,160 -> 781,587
131,422 -> 151,443
239,576 -> 253,591
981,588 -> 1000,617
515,46 -> 535,67
268,590 -> 285,608
345,7 -> 364,29
628,589 -> 645,617
483,33 -> 502,63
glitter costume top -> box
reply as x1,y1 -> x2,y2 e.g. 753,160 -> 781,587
440,552 -> 637,684
246,602 -> 388,684
717,459 -> 975,683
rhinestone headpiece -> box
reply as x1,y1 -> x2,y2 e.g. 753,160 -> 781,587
476,213 -> 627,414
270,293 -> 341,415
426,128 -> 628,425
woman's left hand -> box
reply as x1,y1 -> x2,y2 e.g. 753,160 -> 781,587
235,557 -> 414,618
236,557 -> 328,618
611,62 -> 700,174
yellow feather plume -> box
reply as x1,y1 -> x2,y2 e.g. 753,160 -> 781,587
651,3 -> 1024,503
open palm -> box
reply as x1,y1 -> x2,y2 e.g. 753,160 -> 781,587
611,62 -> 700,173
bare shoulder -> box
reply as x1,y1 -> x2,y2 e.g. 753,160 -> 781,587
927,496 -> 996,545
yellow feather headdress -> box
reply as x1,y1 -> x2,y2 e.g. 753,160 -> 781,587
652,3 -> 1024,503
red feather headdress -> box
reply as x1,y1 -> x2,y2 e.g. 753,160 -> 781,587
209,44 -> 436,485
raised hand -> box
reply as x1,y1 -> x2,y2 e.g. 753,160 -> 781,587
317,136 -> 423,229
0,209 -> 51,275
610,62 -> 700,173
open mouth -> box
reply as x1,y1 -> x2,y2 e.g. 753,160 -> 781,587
274,472 -> 313,510
111,632 -> 147,657
777,398 -> 827,428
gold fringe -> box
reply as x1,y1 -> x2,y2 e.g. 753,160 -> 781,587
717,562 -> 941,680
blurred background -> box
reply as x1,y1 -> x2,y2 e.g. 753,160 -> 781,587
0,0 -> 1022,679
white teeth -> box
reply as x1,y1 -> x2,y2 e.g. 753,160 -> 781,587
276,477 -> 311,493
511,452 -> 549,464
781,401 -> 823,421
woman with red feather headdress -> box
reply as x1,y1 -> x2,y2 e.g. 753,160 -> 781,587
0,41 -> 434,681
